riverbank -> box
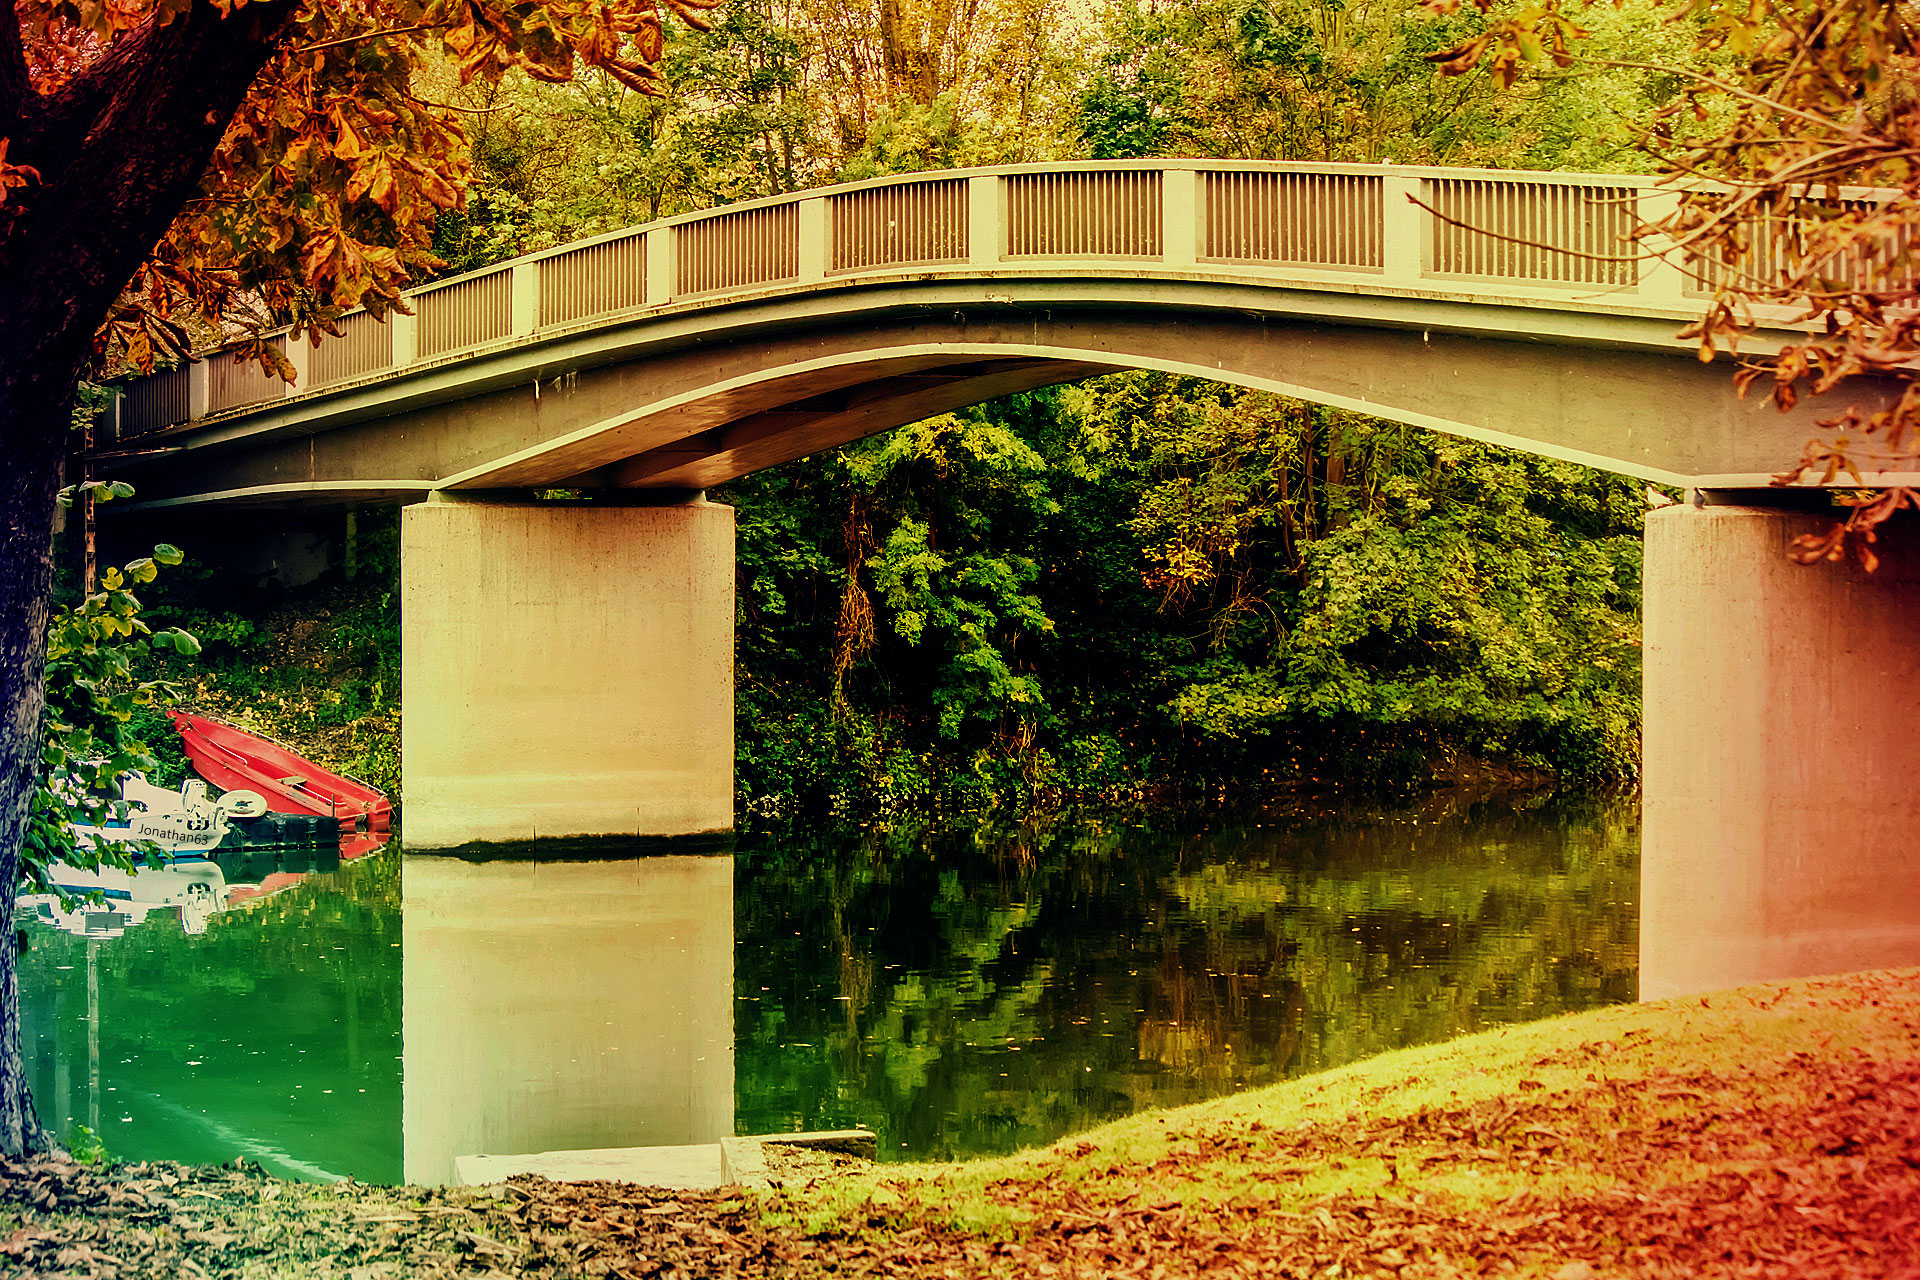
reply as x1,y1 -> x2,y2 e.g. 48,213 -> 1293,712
132,500 -> 1619,824
3,967 -> 1914,1278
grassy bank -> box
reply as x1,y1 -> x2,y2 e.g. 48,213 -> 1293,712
3,968 -> 1915,1277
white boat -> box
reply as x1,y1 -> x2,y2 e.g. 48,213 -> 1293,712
70,774 -> 235,855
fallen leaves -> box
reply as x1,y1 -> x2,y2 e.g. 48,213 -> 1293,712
2,974 -> 1919,1277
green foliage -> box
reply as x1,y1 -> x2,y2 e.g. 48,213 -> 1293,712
64,1125 -> 109,1168
834,95 -> 1000,181
122,707 -> 191,789
1077,0 -> 1698,170
847,415 -> 1059,744
426,0 -> 815,275
724,375 -> 1645,818
1104,391 -> 1644,780
26,487 -> 200,897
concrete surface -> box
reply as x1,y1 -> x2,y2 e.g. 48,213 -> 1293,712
718,1138 -> 769,1189
402,854 -> 735,1185
110,296 -> 1899,510
453,1144 -> 727,1189
400,497 -> 734,847
1641,503 -> 1920,999
450,1129 -> 878,1189
107,162 -> 1915,512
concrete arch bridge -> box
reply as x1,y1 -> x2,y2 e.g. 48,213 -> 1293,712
105,160 -> 1920,999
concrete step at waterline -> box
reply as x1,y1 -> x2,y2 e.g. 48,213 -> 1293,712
451,1129 -> 876,1190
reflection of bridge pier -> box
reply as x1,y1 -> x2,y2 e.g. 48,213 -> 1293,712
401,854 -> 734,1186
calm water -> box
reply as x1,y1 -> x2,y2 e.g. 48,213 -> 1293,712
16,791 -> 1637,1184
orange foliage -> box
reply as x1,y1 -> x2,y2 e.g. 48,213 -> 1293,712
4,0 -> 719,370
1425,0 -> 1920,567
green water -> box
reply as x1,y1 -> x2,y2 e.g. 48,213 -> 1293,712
16,790 -> 1636,1183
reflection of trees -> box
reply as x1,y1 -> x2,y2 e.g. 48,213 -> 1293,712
14,799 -> 1635,1172
736,793 -> 1636,1160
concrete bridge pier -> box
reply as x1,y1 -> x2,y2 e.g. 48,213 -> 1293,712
1641,502 -> 1920,999
400,495 -> 734,849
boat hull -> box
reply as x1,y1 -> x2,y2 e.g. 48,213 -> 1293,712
171,712 -> 393,832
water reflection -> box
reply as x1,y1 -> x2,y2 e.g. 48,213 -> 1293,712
16,842 -> 400,1180
20,841 -> 355,941
15,793 -> 1636,1179
736,792 -> 1637,1159
401,855 -> 734,1185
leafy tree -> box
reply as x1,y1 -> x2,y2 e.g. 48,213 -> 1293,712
428,1 -> 812,273
1077,0 -> 1696,169
0,0 -> 714,1156
725,376 -> 1645,818
800,0 -> 1081,161
1074,376 -> 1644,785
842,415 -> 1060,748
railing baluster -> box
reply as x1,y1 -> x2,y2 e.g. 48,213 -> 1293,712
830,179 -> 968,274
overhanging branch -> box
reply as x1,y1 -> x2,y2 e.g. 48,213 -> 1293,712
0,0 -> 298,418
0,0 -> 28,138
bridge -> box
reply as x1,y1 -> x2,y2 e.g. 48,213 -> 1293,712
103,160 -> 1920,1001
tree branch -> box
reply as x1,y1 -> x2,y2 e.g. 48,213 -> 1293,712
1406,192 -> 1653,265
1572,56 -> 1858,138
294,22 -> 443,55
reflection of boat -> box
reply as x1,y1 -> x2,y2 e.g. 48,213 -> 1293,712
20,898 -> 156,940
25,858 -> 229,936
225,871 -> 311,907
339,829 -> 391,861
19,833 -> 378,938
171,711 -> 391,832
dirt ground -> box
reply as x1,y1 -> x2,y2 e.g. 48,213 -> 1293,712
3,969 -> 1917,1279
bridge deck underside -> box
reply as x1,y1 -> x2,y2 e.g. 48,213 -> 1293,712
114,285 -> 1898,510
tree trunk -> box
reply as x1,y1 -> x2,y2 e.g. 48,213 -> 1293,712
0,392 -> 63,1156
0,0 -> 298,1156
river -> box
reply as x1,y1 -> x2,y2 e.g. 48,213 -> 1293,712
15,789 -> 1636,1185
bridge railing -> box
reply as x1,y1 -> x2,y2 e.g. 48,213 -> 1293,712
106,159 -> 1838,440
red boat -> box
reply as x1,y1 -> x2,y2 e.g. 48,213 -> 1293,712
170,711 -> 392,832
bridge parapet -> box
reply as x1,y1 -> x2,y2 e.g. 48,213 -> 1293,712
112,159 -> 1750,440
